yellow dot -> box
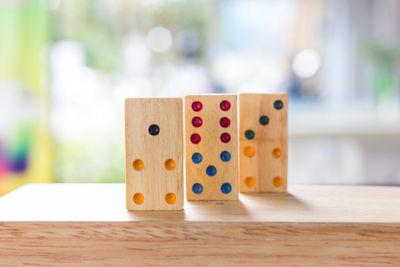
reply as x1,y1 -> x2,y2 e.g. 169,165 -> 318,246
164,159 -> 176,170
272,148 -> 282,158
244,146 -> 255,157
133,193 -> 144,204
273,177 -> 283,187
132,159 -> 144,171
165,193 -> 176,204
244,177 -> 256,187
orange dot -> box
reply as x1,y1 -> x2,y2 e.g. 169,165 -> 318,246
272,148 -> 282,158
165,193 -> 176,204
164,159 -> 176,170
244,146 -> 255,157
133,193 -> 144,204
244,177 -> 256,187
132,159 -> 144,171
273,177 -> 283,187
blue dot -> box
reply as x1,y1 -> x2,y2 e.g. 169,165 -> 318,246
192,152 -> 203,164
192,183 -> 203,194
221,183 -> 232,194
206,165 -> 217,176
220,151 -> 231,162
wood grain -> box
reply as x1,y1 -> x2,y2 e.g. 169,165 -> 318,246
125,98 -> 183,210
0,222 -> 399,266
1,184 -> 400,266
185,95 -> 238,200
239,93 -> 288,193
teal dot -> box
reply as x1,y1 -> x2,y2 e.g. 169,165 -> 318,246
274,100 -> 284,110
245,130 -> 255,140
259,115 -> 269,126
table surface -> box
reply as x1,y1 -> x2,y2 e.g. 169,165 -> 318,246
1,184 -> 400,266
0,183 -> 399,223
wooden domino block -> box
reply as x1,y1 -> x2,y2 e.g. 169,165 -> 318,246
125,98 -> 183,210
239,93 -> 288,193
185,95 -> 238,200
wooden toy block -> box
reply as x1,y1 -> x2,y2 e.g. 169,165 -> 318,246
239,93 -> 288,193
185,94 -> 238,200
125,98 -> 183,210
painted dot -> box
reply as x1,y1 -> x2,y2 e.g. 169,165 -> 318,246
192,116 -> 203,127
192,152 -> 203,164
133,193 -> 144,204
220,100 -> 231,111
273,177 -> 284,187
165,193 -> 177,204
274,100 -> 284,110
164,159 -> 176,170
192,101 -> 203,112
192,183 -> 203,194
132,159 -> 144,171
219,117 -> 231,128
220,132 -> 231,143
190,133 -> 201,144
148,124 -> 160,136
272,148 -> 282,158
245,130 -> 255,140
244,146 -> 255,157
245,177 -> 256,187
206,165 -> 217,176
221,183 -> 232,194
259,115 -> 269,126
220,151 -> 231,162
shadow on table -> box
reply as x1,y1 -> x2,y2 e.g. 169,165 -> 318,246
126,191 -> 312,221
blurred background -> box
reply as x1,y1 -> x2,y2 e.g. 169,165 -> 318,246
1,0 -> 399,195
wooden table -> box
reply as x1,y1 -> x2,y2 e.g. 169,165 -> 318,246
0,184 -> 399,266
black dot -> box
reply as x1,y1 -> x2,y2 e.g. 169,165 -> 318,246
259,115 -> 269,126
274,100 -> 284,110
245,130 -> 255,140
148,124 -> 160,136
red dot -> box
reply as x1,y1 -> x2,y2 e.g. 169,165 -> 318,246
192,101 -> 203,112
192,116 -> 203,127
219,117 -> 230,128
191,133 -> 201,144
220,133 -> 231,143
220,100 -> 231,111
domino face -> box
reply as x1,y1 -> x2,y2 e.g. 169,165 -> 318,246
125,98 -> 183,210
185,95 -> 238,200
239,93 -> 288,193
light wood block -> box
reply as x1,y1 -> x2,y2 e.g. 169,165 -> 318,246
239,93 -> 288,193
125,98 -> 183,210
185,94 -> 238,200
1,184 -> 400,266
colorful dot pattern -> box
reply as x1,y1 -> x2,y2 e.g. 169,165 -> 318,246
186,95 -> 238,200
240,95 -> 287,192
125,98 -> 183,210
